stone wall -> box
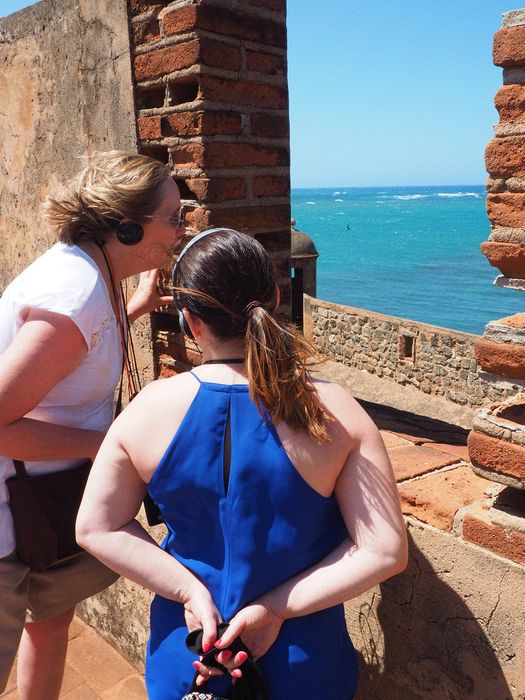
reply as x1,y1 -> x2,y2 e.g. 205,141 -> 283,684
304,295 -> 523,419
0,0 -> 137,290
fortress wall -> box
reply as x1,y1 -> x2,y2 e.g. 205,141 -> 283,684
304,295 -> 523,418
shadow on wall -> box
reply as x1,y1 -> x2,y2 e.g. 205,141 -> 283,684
352,532 -> 513,700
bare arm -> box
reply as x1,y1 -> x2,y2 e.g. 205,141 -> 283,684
126,270 -> 172,323
0,309 -> 105,460
217,407 -> 408,659
76,388 -> 222,649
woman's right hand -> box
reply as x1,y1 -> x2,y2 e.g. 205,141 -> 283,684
181,580 -> 222,652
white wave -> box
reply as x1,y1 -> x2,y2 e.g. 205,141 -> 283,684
334,198 -> 344,202
437,192 -> 480,198
306,201 -> 316,205
392,194 -> 430,200
332,191 -> 341,196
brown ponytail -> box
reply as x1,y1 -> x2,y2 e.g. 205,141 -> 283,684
245,308 -> 333,443
173,229 -> 333,444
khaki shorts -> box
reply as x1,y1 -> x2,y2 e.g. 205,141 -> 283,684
0,549 -> 118,692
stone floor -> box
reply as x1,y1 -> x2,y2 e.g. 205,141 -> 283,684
2,616 -> 146,699
2,413 -> 489,699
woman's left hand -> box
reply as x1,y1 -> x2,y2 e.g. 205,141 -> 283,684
127,269 -> 172,322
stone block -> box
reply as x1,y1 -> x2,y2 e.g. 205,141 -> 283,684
486,192 -> 525,228
250,112 -> 289,139
474,337 -> 525,379
462,501 -> 525,565
480,241 -> 525,278
494,84 -> 525,122
389,444 -> 461,481
468,430 -> 525,485
493,25 -> 525,68
398,466 -> 489,531
185,177 -> 246,203
485,136 -> 525,178
252,175 -> 290,198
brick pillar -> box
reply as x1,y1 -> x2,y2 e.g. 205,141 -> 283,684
128,0 -> 291,376
468,10 -> 525,489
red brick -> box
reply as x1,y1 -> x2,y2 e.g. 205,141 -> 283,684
485,136 -> 525,178
138,115 -> 162,140
188,204 -> 290,231
185,177 -> 246,203
463,512 -> 525,565
204,142 -> 289,168
253,175 -> 289,198
486,192 -> 525,228
468,430 -> 525,480
200,39 -> 241,71
254,229 -> 291,255
246,49 -> 286,76
163,5 -> 286,48
134,41 -> 199,81
250,112 -> 289,138
398,466 -> 489,531
200,75 -> 287,109
419,442 -> 470,461
474,336 -> 525,378
133,17 -> 160,45
130,0 -> 164,18
245,0 -> 286,10
480,241 -> 525,279
162,111 -> 242,138
388,444 -> 461,481
493,25 -> 525,68
494,84 -> 525,123
161,5 -> 197,35
170,143 -> 205,169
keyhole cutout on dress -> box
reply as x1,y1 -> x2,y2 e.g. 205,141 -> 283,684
223,401 -> 232,495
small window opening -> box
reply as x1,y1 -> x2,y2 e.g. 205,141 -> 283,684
399,334 -> 416,362
136,84 -> 166,110
167,79 -> 199,106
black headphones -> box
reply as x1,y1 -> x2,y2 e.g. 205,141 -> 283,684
116,221 -> 144,246
172,228 -> 234,338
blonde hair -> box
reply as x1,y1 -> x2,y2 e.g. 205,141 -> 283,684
173,230 -> 333,443
44,151 -> 171,244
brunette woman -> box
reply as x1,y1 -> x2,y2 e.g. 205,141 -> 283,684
77,228 -> 407,700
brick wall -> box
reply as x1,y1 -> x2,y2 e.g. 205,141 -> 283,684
129,0 -> 291,374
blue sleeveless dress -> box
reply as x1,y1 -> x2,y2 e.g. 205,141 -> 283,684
145,375 -> 358,700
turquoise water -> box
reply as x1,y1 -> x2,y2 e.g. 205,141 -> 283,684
291,185 -> 524,336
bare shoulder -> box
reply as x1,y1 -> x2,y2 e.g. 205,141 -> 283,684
311,377 -> 379,440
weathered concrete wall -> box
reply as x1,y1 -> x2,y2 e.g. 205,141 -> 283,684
305,295 -> 523,421
0,0 -> 137,288
346,519 -> 525,700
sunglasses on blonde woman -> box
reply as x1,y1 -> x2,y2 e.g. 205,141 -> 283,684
144,206 -> 185,228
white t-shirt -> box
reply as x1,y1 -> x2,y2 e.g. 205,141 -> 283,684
0,243 -> 122,557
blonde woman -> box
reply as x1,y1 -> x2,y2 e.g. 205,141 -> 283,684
0,151 -> 185,699
77,228 -> 408,700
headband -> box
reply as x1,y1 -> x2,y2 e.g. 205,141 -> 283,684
171,227 -> 236,288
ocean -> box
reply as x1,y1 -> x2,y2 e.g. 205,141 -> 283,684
290,185 -> 524,336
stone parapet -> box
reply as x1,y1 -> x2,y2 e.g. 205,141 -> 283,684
304,295 -> 522,419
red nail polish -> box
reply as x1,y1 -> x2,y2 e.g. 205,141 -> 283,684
214,638 -> 222,648
192,661 -> 200,669
202,641 -> 212,653
238,651 -> 248,663
222,650 -> 233,661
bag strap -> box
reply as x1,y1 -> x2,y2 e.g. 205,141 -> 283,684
12,459 -> 28,479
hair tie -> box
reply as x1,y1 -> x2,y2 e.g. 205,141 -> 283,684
244,300 -> 261,316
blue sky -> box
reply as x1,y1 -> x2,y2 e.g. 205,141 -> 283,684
1,0 -> 519,186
